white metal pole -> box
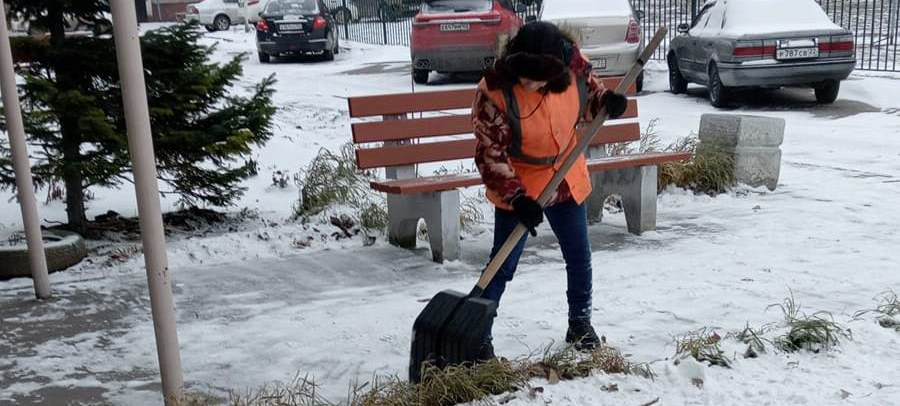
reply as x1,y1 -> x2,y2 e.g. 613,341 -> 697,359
0,1 -> 51,300
243,0 -> 250,32
108,1 -> 184,403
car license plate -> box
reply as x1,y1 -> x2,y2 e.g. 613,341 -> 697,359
279,23 -> 305,31
592,58 -> 608,70
440,23 -> 470,32
776,47 -> 819,60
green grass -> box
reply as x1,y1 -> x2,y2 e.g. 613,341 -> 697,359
854,290 -> 900,332
769,293 -> 851,353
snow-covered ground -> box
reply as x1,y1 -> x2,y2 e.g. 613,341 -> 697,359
2,26 -> 900,405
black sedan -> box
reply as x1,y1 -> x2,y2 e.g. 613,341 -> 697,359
256,0 -> 340,62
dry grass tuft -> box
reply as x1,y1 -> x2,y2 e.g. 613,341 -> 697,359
673,328 -> 731,368
180,342 -> 655,406
854,290 -> 900,332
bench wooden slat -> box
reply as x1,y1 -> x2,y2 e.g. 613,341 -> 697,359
371,173 -> 483,194
356,139 -> 477,169
349,77 -> 635,118
352,100 -> 639,143
356,122 -> 643,169
584,122 -> 641,146
587,152 -> 693,172
349,89 -> 475,118
370,151 -> 693,195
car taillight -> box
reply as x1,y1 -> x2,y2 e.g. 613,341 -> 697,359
413,14 -> 429,26
256,19 -> 270,32
820,36 -> 854,53
248,0 -> 260,4
733,44 -> 776,58
625,18 -> 640,44
313,16 -> 327,30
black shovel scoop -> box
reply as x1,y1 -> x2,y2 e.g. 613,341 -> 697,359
409,27 -> 669,383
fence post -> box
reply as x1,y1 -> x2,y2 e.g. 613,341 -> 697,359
381,0 -> 388,45
343,0 -> 350,39
691,0 -> 699,17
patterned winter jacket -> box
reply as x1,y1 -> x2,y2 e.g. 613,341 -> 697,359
472,51 -> 612,208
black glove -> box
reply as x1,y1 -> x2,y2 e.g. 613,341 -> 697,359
604,92 -> 628,119
510,193 -> 543,237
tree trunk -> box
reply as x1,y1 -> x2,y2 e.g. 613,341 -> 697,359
48,0 -> 87,233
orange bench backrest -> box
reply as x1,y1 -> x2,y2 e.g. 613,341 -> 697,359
349,77 -> 639,170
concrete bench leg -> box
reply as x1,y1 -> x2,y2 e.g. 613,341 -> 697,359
587,166 -> 658,235
387,190 -> 460,263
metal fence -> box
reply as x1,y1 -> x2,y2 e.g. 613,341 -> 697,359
333,0 -> 540,46
335,0 -> 899,72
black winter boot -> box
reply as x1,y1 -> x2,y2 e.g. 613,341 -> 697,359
565,319 -> 601,351
477,340 -> 496,362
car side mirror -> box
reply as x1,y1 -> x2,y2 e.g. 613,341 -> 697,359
515,3 -> 527,13
677,23 -> 690,33
634,10 -> 645,20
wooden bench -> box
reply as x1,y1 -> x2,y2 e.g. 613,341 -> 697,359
348,77 -> 691,262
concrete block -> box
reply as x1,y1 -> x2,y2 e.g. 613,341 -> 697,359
699,114 -> 785,190
586,166 -> 658,235
387,190 -> 460,263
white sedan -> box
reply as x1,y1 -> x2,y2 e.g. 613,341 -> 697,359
541,0 -> 646,91
185,0 -> 265,31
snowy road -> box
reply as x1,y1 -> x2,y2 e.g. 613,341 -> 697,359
2,27 -> 900,405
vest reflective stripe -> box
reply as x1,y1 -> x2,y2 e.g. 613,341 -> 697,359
479,74 -> 593,209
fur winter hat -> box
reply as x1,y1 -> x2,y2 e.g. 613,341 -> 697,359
484,21 -> 576,93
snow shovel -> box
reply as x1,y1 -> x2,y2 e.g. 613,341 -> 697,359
409,27 -> 669,384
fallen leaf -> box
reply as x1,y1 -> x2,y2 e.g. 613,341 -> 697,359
601,383 -> 619,392
840,389 -> 852,399
529,386 -> 544,398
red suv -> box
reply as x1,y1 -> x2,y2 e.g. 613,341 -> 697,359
411,0 -> 525,84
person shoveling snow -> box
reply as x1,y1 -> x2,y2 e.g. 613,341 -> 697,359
408,22 -> 666,383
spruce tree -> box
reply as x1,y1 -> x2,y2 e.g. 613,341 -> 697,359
0,1 -> 275,233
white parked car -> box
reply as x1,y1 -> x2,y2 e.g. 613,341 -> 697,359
186,0 -> 265,32
541,0 -> 646,91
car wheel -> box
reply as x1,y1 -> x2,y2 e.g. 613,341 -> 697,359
214,14 -> 230,31
413,69 -> 429,84
204,24 -> 217,32
333,7 -> 353,24
636,71 -> 645,93
708,63 -> 730,108
815,80 -> 840,104
668,53 -> 688,94
258,52 -> 270,63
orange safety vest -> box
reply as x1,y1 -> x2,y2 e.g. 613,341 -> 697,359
479,73 -> 593,210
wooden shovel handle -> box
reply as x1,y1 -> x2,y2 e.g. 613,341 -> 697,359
472,27 -> 669,294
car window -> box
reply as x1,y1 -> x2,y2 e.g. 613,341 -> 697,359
422,0 -> 493,14
703,3 -> 724,35
691,3 -> 713,29
264,0 -> 319,14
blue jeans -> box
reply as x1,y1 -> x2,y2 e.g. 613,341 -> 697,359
481,199 -> 593,339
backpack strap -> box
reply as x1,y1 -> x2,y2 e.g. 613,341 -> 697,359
576,73 -> 589,122
503,75 -> 590,167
